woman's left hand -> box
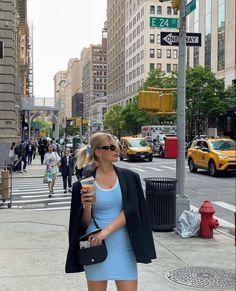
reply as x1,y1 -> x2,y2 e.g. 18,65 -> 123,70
88,229 -> 110,247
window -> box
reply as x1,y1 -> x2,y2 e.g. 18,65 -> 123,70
167,49 -> 171,58
150,63 -> 155,71
150,5 -> 155,14
166,64 -> 171,73
173,64 -> 178,71
167,6 -> 172,15
157,63 -> 162,70
157,6 -> 162,15
173,49 -> 178,59
157,34 -> 160,44
150,49 -> 155,58
157,49 -> 162,58
150,34 -> 155,44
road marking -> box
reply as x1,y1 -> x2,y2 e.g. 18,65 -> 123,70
48,201 -> 71,206
160,166 -> 176,170
12,197 -> 70,204
24,207 -> 69,211
130,167 -> 146,172
145,167 -> 163,172
213,201 -> 235,212
21,193 -> 71,198
190,205 -> 234,228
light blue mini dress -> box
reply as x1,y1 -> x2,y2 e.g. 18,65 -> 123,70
83,179 -> 137,281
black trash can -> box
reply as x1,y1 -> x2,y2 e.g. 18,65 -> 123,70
144,177 -> 177,231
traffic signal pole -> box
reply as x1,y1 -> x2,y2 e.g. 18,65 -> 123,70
176,0 -> 190,219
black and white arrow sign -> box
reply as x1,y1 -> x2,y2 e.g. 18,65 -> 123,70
160,32 -> 201,47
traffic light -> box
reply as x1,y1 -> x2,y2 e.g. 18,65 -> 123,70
172,0 -> 180,10
76,118 -> 81,128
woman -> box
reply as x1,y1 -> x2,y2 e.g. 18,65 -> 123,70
43,144 -> 61,197
8,142 -> 16,171
65,133 -> 156,291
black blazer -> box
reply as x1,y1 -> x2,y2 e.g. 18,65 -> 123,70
65,166 -> 156,273
60,155 -> 74,176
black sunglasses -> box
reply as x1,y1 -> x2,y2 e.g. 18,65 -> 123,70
97,144 -> 117,151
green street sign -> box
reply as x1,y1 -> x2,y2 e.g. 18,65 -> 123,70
150,17 -> 179,29
185,0 -> 196,16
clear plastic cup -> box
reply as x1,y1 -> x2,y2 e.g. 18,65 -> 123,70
80,176 -> 96,204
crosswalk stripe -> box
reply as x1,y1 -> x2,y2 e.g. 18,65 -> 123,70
25,206 -> 70,211
130,167 -> 146,172
213,201 -> 236,212
160,166 -> 176,170
145,167 -> 163,172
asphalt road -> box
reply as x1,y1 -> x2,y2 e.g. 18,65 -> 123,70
116,157 -> 236,226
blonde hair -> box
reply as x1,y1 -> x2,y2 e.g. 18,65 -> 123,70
75,132 -> 117,169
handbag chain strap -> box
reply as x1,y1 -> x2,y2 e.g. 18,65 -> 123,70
91,209 -> 100,229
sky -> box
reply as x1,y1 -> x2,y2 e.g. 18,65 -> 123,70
27,0 -> 107,98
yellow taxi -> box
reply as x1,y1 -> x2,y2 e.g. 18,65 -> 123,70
120,136 -> 153,162
187,137 -> 236,176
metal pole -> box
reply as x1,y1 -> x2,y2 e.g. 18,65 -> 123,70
176,0 -> 190,220
80,113 -> 83,144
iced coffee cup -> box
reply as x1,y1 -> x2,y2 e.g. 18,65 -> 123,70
80,176 -> 96,204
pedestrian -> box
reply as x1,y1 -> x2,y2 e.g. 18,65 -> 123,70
26,140 -> 35,165
65,132 -> 156,291
38,139 -> 47,164
18,140 -> 27,173
43,144 -> 61,197
60,147 -> 74,193
8,142 -> 16,171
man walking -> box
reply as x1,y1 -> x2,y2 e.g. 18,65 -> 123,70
60,148 -> 74,193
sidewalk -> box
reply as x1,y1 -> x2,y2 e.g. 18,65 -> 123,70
1,155 -> 235,290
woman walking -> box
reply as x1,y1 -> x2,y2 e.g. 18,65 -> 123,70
43,144 -> 61,197
65,132 -> 156,291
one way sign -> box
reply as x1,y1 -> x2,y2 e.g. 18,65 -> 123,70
160,32 -> 201,47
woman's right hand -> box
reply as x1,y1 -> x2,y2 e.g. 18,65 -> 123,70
80,189 -> 94,208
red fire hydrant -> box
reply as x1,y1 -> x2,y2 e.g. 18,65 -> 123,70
199,200 -> 219,239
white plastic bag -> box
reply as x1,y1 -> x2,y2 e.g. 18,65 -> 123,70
176,210 -> 200,238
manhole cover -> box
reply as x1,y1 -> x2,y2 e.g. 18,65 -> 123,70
164,267 -> 235,289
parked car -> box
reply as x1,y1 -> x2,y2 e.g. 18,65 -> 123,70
120,136 -> 153,162
187,137 -> 236,176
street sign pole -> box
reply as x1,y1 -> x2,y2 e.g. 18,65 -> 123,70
176,0 -> 190,219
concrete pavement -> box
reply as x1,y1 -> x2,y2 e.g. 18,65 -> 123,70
0,155 -> 235,290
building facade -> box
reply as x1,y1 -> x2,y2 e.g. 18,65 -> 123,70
188,0 -> 236,86
0,0 -> 29,165
81,30 -> 107,131
107,0 -> 126,108
124,0 -> 179,102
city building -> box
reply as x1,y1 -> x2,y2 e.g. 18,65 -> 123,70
0,0 -> 30,165
188,0 -> 236,87
188,0 -> 236,139
80,27 -> 107,132
53,70 -> 66,99
107,0 -> 126,108
124,0 -> 179,102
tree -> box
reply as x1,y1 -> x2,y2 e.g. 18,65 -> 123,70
121,97 -> 152,135
104,104 -> 124,138
141,69 -> 177,90
225,85 -> 236,108
186,66 -> 228,139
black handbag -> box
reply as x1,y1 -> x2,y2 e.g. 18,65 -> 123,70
77,218 -> 108,266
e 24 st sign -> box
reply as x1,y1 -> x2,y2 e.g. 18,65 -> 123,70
160,32 -> 201,47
